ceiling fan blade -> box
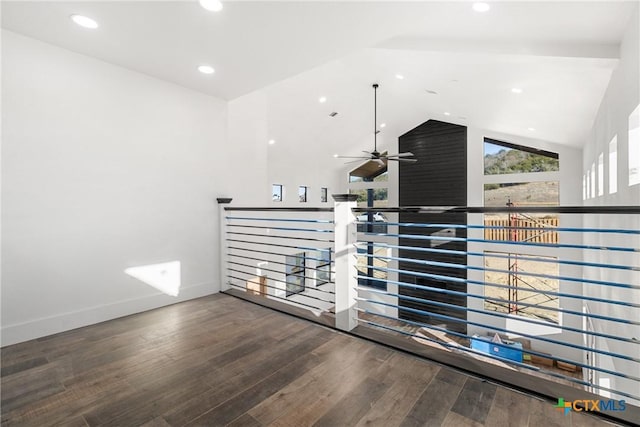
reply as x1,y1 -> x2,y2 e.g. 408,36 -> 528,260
387,158 -> 418,163
374,158 -> 385,166
344,159 -> 368,164
335,155 -> 370,159
385,152 -> 414,158
362,150 -> 373,155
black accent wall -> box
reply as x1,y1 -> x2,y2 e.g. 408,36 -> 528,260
398,120 -> 468,334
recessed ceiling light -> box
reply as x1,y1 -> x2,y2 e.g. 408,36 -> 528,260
318,96 -> 327,103
528,127 -> 536,131
333,154 -> 339,158
199,0 -> 223,12
198,65 -> 215,74
472,2 -> 491,13
380,123 -> 386,128
511,88 -> 523,94
444,112 -> 451,116
395,74 -> 405,80
268,139 -> 276,145
70,14 -> 99,29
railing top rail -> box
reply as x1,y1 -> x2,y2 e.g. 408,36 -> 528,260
353,205 -> 640,214
224,207 -> 334,212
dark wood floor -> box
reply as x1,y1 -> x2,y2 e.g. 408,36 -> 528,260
1,294 -> 618,426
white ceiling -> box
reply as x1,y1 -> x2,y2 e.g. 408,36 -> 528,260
2,1 -> 636,147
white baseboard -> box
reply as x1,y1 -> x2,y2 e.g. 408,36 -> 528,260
1,282 -> 217,347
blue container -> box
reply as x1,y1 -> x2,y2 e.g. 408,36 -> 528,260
471,335 -> 523,363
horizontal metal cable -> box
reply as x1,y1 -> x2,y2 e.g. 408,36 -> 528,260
226,280 -> 330,313
359,264 -> 640,310
353,205 -> 640,214
357,220 -> 640,235
227,231 -> 334,243
227,252 -> 335,277
355,298 -> 640,373
227,260 -> 335,291
356,311 -> 639,402
227,273 -> 335,306
365,242 -> 639,272
358,252 -> 640,291
361,231 -> 639,253
226,216 -> 334,224
356,286 -> 638,345
355,274 -> 640,326
225,207 -> 334,212
227,224 -> 334,234
227,238 -> 329,253
227,245 -> 334,264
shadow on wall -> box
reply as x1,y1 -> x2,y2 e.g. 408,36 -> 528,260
125,261 -> 181,296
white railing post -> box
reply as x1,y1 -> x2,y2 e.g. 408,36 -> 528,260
333,194 -> 358,331
217,197 -> 232,292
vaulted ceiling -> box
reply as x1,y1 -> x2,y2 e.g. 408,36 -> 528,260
2,1 -> 636,147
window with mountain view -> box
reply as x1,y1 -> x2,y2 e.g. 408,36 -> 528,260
484,138 -> 559,175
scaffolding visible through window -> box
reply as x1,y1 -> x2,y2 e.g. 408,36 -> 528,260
483,138 -> 560,324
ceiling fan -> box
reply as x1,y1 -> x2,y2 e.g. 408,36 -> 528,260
335,83 -> 417,167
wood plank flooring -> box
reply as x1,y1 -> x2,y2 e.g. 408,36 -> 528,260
0,294 -> 620,426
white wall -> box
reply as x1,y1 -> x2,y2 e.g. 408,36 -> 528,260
1,31 -> 234,345
581,5 -> 640,404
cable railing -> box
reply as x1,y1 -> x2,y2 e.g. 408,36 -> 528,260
218,200 -> 336,318
218,197 -> 640,425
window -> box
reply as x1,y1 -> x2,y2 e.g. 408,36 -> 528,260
348,162 -> 389,291
484,251 -> 559,324
591,163 -> 596,198
609,136 -> 617,194
316,249 -> 331,285
484,138 -> 559,175
356,243 -> 388,290
583,174 -> 587,201
285,252 -> 305,297
598,153 -> 604,196
586,170 -> 591,199
484,181 -> 559,207
272,184 -> 283,202
298,186 -> 307,203
320,187 -> 328,203
629,105 -> 640,186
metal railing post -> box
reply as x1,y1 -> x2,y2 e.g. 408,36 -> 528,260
333,194 -> 358,331
217,197 -> 233,292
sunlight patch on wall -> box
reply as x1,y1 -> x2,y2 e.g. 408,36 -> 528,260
125,261 -> 181,296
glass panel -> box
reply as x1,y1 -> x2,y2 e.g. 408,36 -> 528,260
484,251 -> 559,324
484,138 -> 559,175
320,187 -> 328,203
